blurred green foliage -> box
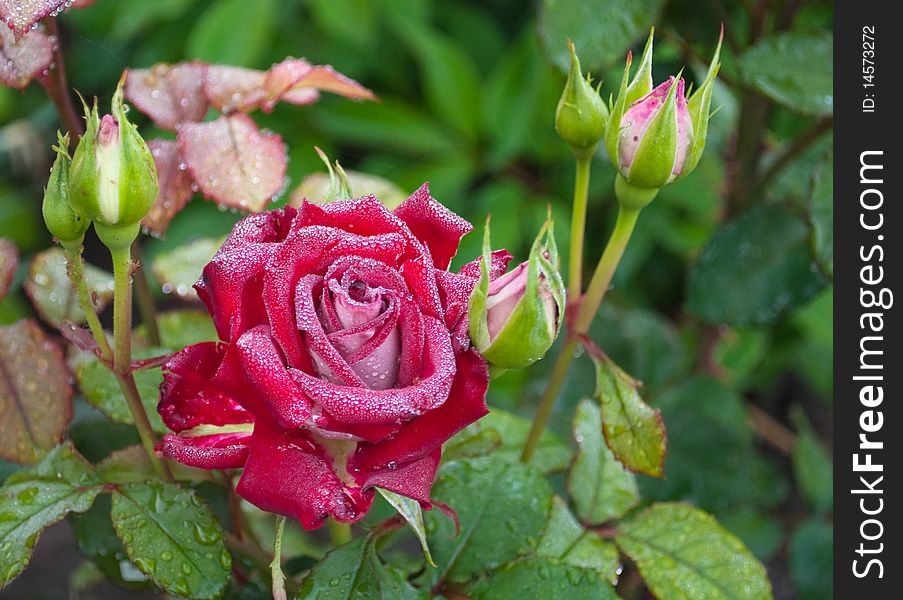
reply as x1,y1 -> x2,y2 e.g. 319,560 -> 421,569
0,0 -> 833,597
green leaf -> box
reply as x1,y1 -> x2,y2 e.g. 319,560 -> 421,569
110,482 -> 230,599
537,497 -> 621,584
0,319 -> 73,464
687,204 -> 826,326
150,237 -> 223,302
615,503 -> 772,600
739,32 -> 833,116
23,247 -> 114,328
73,347 -> 168,434
592,353 -> 666,477
98,445 -> 212,485
788,519 -> 832,600
296,535 -> 426,599
187,0 -> 277,67
445,408 -> 572,474
538,0 -> 665,72
466,558 -> 621,599
0,443 -> 103,588
69,494 -> 152,590
137,309 -> 217,352
394,26 -> 483,140
640,376 -> 785,512
808,154 -> 833,277
377,488 -> 435,567
569,400 -> 639,524
426,457 -> 552,585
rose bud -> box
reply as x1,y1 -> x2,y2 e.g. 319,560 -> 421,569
69,74 -> 158,249
42,132 -> 89,250
468,217 -> 565,370
157,184 -> 514,529
604,28 -> 722,208
555,40 -> 608,156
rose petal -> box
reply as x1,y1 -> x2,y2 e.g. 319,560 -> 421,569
158,342 -> 253,432
394,183 -> 472,270
141,139 -> 194,237
178,114 -> 287,212
355,348 -> 488,471
234,325 -> 313,429
236,420 -> 373,529
160,433 -> 249,470
124,62 -> 207,131
0,23 -> 52,89
360,448 -> 441,506
290,316 -> 456,426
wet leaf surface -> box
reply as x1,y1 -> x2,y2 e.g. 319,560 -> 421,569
466,558 -> 620,599
150,237 -> 222,302
592,353 -> 666,478
110,482 -> 230,599
124,62 -> 208,131
615,503 -> 772,600
0,0 -> 66,40
0,443 -> 102,588
141,139 -> 195,237
378,488 -> 435,567
739,32 -> 833,116
687,204 -> 826,326
178,114 -> 286,212
425,456 -> 552,586
0,320 -> 72,463
536,496 -> 621,584
568,400 -> 639,524
0,22 -> 51,89
24,248 -> 114,328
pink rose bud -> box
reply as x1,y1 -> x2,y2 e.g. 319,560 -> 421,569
604,28 -> 722,208
469,217 -> 565,370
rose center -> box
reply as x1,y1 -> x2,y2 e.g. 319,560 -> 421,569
348,279 -> 368,302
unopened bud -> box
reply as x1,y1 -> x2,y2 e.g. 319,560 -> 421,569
42,132 -> 88,249
555,40 -> 608,155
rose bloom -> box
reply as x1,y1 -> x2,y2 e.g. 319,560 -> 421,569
157,184 -> 511,528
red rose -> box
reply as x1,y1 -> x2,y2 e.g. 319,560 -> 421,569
157,184 -> 511,528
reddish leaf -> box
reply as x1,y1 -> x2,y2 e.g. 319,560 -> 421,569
124,62 -> 208,131
70,0 -> 93,7
204,65 -> 266,113
0,319 -> 73,463
0,21 -> 51,89
0,238 -> 16,300
178,114 -> 286,212
0,0 -> 66,39
141,139 -> 194,237
276,59 -> 377,104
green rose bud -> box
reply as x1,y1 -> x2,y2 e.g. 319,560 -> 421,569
42,132 -> 89,249
555,40 -> 608,156
69,74 -> 158,248
468,216 -> 565,370
604,28 -> 722,207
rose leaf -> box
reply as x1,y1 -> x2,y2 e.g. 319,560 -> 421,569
0,23 -> 52,89
150,237 -> 222,303
0,0 -> 66,40
0,238 -> 17,300
141,140 -> 195,238
0,443 -> 103,588
24,248 -> 114,328
0,320 -> 73,464
615,503 -> 773,600
377,488 -> 436,567
568,399 -> 640,525
110,482 -> 230,599
124,62 -> 208,131
177,114 -> 287,212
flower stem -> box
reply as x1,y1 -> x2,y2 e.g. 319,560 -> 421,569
109,244 -> 173,482
62,245 -> 112,361
521,205 -> 642,463
39,17 -> 84,143
327,519 -> 352,547
270,516 -> 288,600
567,152 -> 593,299
131,243 -> 161,346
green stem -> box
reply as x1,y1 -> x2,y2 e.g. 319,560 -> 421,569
571,205 -> 640,334
521,205 -> 641,463
567,152 -> 593,299
271,516 -> 287,600
131,243 -> 161,346
109,244 -> 173,482
327,519 -> 352,547
63,245 -> 112,361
